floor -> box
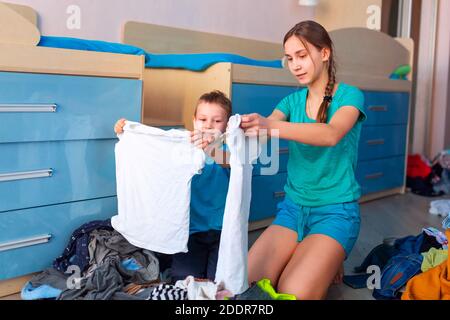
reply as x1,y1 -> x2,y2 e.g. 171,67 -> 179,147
248,191 -> 449,300
2,191 -> 448,300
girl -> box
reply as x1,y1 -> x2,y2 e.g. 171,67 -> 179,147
240,20 -> 367,300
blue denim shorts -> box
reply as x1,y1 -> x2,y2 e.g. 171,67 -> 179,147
272,197 -> 361,257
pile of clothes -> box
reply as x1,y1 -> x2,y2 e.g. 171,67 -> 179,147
344,216 -> 450,300
406,150 -> 450,197
21,219 -> 293,300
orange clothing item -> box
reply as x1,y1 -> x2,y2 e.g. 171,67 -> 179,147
402,229 -> 450,300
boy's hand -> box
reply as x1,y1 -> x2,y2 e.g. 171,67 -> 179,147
191,130 -> 215,150
114,118 -> 126,134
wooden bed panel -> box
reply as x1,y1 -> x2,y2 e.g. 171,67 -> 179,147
0,44 -> 145,79
329,27 -> 411,83
3,1 -> 37,26
142,63 -> 232,130
122,21 -> 284,60
0,2 -> 40,45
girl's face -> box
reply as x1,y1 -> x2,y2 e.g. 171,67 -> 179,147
193,102 -> 228,134
284,35 -> 330,85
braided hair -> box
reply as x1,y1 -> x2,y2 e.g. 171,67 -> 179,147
283,21 -> 337,123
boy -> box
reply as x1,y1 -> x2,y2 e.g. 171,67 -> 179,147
114,90 -> 231,281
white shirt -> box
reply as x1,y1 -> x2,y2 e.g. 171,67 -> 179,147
111,121 -> 205,254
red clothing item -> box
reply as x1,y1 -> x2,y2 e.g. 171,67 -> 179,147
407,154 -> 432,178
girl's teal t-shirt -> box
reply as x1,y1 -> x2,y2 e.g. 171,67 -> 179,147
275,83 -> 367,207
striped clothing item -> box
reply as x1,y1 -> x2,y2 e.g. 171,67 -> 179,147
150,284 -> 187,300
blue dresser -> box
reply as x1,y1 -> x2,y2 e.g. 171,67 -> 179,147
0,71 -> 142,280
231,83 -> 410,223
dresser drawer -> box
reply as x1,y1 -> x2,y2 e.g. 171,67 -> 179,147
363,91 -> 409,126
356,156 -> 405,195
358,125 -> 407,161
250,172 -> 287,221
0,139 -> 117,212
253,141 -> 289,175
232,83 -> 299,117
0,197 -> 117,280
0,71 -> 142,143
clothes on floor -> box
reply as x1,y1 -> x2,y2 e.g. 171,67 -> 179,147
443,215 -> 450,230
407,154 -> 432,179
123,281 -> 161,296
422,227 -> 448,249
150,283 -> 188,300
255,278 -> 296,300
170,230 -> 221,282
174,275 -> 222,300
29,268 -> 68,291
429,200 -> 450,218
59,256 -> 125,300
272,196 -> 361,258
53,219 -> 114,273
21,282 -> 62,300
21,267 -> 69,300
406,154 -> 448,197
434,150 -> 450,170
233,278 -> 296,300
402,229 -> 450,300
214,114 -> 260,295
353,243 -> 400,274
372,253 -> 423,300
344,229 -> 444,294
86,229 -> 160,282
421,248 -> 448,272
112,121 -> 206,254
25,219 -> 165,300
407,176 -> 443,197
432,169 -> 450,195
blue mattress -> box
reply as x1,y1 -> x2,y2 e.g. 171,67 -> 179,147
38,36 -> 283,71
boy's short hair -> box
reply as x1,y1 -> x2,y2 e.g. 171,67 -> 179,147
195,90 -> 232,119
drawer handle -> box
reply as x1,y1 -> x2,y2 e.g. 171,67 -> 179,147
273,191 -> 286,198
366,139 -> 385,145
0,234 -> 52,252
0,103 -> 57,113
279,148 -> 289,154
368,105 -> 388,112
365,172 -> 384,180
0,169 -> 53,182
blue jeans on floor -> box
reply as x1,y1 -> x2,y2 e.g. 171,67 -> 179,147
170,230 -> 221,282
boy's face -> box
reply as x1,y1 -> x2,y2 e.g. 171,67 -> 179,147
193,102 -> 228,134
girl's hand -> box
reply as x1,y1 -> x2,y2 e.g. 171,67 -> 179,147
114,118 -> 126,134
190,129 -> 215,150
240,113 -> 270,136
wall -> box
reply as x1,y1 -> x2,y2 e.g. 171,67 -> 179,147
7,0 -> 314,44
446,55 -> 450,149
427,0 -> 450,156
315,0 -> 383,31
